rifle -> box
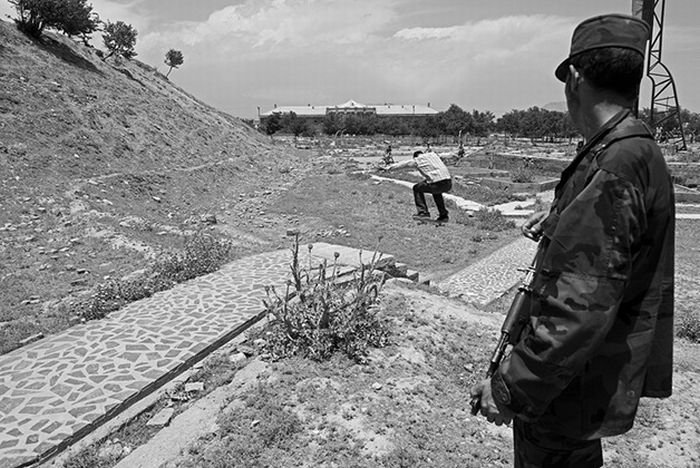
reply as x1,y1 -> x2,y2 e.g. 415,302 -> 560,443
469,260 -> 537,415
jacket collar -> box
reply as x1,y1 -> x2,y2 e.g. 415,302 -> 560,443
559,109 -> 630,184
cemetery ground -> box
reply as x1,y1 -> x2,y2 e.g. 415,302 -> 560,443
40,145 -> 700,468
2,22 -> 698,466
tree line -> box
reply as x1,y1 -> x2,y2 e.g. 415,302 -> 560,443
261,104 -> 578,141
6,0 -> 184,76
262,103 -> 700,143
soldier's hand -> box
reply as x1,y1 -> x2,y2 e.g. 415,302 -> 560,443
470,379 -> 514,426
521,211 -> 547,241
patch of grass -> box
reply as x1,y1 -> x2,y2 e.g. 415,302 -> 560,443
510,165 -> 536,183
260,235 -> 390,363
177,385 -> 303,468
473,208 -> 516,232
62,445 -> 122,468
676,311 -> 700,343
72,232 -> 233,321
448,180 -> 514,205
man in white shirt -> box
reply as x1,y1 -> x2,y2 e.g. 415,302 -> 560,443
383,150 -> 452,222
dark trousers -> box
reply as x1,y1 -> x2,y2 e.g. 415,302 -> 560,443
513,419 -> 603,468
413,179 -> 451,217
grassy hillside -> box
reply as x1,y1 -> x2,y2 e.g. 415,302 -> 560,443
0,20 -> 308,353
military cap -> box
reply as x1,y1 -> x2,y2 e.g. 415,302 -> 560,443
555,13 -> 650,82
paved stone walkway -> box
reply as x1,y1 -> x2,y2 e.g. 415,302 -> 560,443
436,237 -> 539,306
0,243 -> 394,468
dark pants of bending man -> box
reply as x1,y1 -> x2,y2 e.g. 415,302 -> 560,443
413,179 -> 452,218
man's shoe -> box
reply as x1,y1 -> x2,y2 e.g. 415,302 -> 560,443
436,215 -> 449,223
412,213 -> 430,220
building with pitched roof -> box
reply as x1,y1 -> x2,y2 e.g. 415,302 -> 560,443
259,99 -> 439,127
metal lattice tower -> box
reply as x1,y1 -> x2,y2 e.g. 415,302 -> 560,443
637,0 -> 687,150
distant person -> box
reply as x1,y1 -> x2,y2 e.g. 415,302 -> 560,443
381,150 -> 452,222
457,142 -> 465,159
383,141 -> 394,165
470,14 -> 675,468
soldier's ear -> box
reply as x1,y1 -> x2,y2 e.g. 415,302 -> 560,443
566,64 -> 582,93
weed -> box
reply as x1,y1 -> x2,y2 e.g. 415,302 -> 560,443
532,196 -> 550,213
447,180 -> 513,205
473,208 -> 515,232
511,165 -> 535,183
677,311 -> 700,343
62,444 -> 121,468
261,234 -> 390,363
73,232 -> 232,321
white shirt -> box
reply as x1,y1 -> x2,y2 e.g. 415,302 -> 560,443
388,151 -> 451,183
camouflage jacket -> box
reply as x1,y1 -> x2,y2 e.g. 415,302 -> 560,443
492,110 -> 675,440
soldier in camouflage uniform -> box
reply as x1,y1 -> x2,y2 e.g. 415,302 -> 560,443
470,14 -> 675,468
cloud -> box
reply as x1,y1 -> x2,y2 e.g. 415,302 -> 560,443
138,0 -> 398,57
91,0 -> 153,35
394,15 -> 573,60
352,15 -> 574,103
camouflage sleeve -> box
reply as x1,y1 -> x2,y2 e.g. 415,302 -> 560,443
492,167 -> 646,419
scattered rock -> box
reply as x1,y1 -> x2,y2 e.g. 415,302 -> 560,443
19,333 -> 44,346
237,345 -> 255,356
201,214 -> 217,225
371,382 -> 383,391
146,407 -> 175,427
229,352 -> 247,365
184,382 -> 204,393
97,440 -> 123,460
192,361 -> 205,370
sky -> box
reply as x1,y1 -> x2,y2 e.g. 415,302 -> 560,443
2,0 -> 699,119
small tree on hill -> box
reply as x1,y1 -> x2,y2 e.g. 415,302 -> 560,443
262,113 -> 282,136
60,2 -> 100,40
164,49 -> 184,78
102,20 -> 137,60
9,0 -> 99,39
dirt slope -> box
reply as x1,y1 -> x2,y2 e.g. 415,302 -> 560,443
0,20 -> 308,352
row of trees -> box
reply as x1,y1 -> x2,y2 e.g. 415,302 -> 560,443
7,0 -> 184,76
639,108 -> 700,143
262,103 -> 700,143
261,104 -> 577,141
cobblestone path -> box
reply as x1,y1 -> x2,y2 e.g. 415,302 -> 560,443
0,243 -> 394,468
436,237 -> 539,306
